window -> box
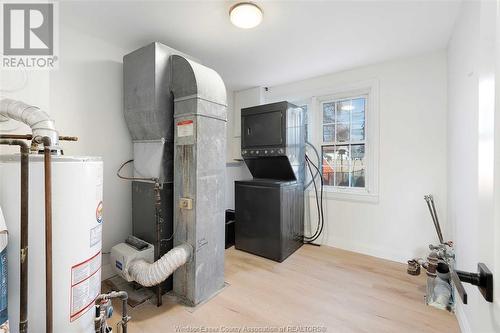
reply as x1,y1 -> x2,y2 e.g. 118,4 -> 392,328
321,96 -> 367,189
286,79 -> 379,202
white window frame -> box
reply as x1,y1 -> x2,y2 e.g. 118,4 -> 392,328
320,94 -> 368,188
270,79 -> 379,203
292,99 -> 312,142
314,80 -> 379,202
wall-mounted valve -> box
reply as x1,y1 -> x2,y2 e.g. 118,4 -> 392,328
451,263 -> 493,304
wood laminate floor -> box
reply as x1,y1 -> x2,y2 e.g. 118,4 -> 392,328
109,245 -> 459,333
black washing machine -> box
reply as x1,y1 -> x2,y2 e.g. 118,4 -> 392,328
235,101 -> 305,262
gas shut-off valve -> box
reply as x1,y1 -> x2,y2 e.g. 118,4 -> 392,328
407,195 -> 494,311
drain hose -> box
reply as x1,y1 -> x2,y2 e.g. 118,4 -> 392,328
128,243 -> 192,287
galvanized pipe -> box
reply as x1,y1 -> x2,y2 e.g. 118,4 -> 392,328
0,139 -> 29,333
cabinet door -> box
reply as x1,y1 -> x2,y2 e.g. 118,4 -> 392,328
235,183 -> 281,261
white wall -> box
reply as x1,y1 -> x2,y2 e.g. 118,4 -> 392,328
447,1 -> 500,332
49,26 -> 131,279
228,51 -> 448,263
0,72 -> 50,154
0,25 -> 130,280
225,87 -> 262,210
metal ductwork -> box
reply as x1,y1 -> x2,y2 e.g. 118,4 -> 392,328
122,43 -> 227,306
0,98 -> 59,148
123,43 -> 185,305
171,55 -> 227,306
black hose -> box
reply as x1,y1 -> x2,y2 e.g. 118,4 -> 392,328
304,141 -> 320,189
303,157 -> 321,240
303,154 -> 325,243
305,154 -> 325,243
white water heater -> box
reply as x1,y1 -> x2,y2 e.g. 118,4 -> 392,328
0,154 -> 103,333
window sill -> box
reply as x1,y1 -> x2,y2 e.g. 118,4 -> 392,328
306,187 -> 379,204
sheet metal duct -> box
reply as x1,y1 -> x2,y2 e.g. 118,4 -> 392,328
123,43 -> 180,298
124,43 -> 177,182
171,55 -> 226,306
123,43 -> 226,306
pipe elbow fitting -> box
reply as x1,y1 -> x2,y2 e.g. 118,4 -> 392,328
0,98 -> 60,149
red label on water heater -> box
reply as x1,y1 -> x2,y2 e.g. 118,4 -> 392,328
69,251 -> 101,322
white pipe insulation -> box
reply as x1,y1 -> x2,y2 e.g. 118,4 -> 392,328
0,98 -> 59,147
128,243 -> 192,287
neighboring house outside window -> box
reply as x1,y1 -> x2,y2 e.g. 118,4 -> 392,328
289,79 -> 379,202
321,96 -> 367,189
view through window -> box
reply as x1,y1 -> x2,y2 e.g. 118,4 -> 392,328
321,96 -> 367,188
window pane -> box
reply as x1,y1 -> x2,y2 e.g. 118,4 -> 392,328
322,146 -> 335,186
336,100 -> 350,123
351,144 -> 365,188
321,95 -> 368,189
351,144 -> 365,159
323,124 -> 335,142
351,122 -> 365,141
323,102 -> 335,123
351,98 -> 365,122
336,123 -> 350,142
333,145 -> 350,187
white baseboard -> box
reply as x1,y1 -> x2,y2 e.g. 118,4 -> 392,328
324,236 -> 412,264
455,300 -> 471,333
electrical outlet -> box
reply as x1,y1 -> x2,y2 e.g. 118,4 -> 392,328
179,198 -> 193,210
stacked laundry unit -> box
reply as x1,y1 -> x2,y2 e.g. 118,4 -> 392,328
235,101 -> 305,262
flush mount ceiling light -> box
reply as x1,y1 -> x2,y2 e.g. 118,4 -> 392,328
229,2 -> 263,29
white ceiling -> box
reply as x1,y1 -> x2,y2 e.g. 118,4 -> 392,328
60,1 -> 461,91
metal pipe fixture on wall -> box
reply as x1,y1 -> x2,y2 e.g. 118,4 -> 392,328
0,99 -> 59,149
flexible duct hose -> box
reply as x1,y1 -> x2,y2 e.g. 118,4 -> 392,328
128,243 -> 192,287
0,98 -> 59,147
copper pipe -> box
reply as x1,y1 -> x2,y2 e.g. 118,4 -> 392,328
58,136 -> 78,141
0,134 -> 78,142
0,140 -> 29,333
41,137 -> 53,333
0,134 -> 32,140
